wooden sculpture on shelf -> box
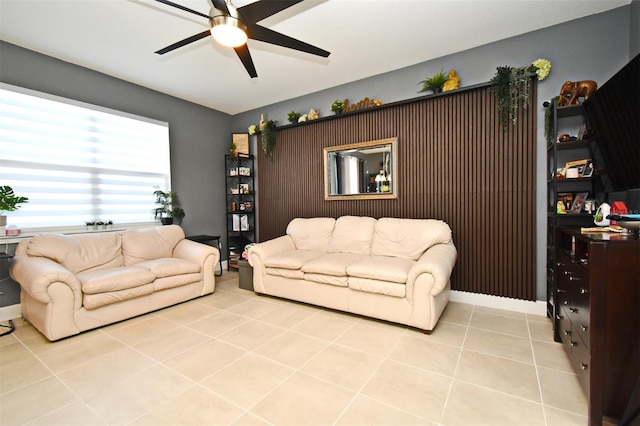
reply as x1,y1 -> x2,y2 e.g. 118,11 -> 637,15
557,80 -> 597,106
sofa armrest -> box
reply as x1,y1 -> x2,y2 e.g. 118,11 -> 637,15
247,235 -> 295,272
10,254 -> 83,308
173,239 -> 220,267
407,241 -> 457,297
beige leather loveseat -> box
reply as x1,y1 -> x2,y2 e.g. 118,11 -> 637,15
10,225 -> 219,341
248,216 -> 457,333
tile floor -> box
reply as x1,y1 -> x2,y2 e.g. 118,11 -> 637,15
0,271 -> 589,425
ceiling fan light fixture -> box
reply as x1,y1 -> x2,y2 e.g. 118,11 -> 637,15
211,15 -> 247,48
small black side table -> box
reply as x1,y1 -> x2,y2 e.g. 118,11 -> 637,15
186,235 -> 223,276
0,252 -> 16,337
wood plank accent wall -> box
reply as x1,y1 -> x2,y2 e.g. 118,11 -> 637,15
257,83 -> 537,300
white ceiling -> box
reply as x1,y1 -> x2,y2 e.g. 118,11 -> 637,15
0,0 -> 630,115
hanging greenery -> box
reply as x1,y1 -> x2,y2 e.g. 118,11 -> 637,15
261,119 -> 277,160
490,65 -> 532,129
544,96 -> 560,145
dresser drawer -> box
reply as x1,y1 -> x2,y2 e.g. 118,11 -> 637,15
569,331 -> 590,391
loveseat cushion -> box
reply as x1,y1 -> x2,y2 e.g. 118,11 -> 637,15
26,233 -> 124,274
346,256 -> 414,284
286,218 -> 336,251
327,216 -> 376,255
120,225 -> 185,265
371,218 -> 452,260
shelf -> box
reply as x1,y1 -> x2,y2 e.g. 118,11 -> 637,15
556,104 -> 583,118
225,154 -> 256,272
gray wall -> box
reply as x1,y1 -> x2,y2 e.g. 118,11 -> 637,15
0,41 -> 231,240
631,0 -> 640,58
231,5 -> 634,301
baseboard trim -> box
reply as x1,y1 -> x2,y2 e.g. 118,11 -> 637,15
0,303 -> 21,321
450,290 -> 547,316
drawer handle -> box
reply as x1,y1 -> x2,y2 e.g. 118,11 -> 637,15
563,301 -> 569,305
579,287 -> 589,294
581,363 -> 588,371
580,325 -> 588,332
556,314 -> 564,320
570,341 -> 578,347
569,276 -> 581,282
569,307 -> 578,313
563,330 -> 572,336
557,288 -> 566,293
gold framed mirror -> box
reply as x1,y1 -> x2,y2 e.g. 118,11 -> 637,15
323,137 -> 398,200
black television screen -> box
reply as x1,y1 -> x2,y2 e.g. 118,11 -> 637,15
583,54 -> 639,191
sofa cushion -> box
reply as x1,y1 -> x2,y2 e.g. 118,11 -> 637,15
286,218 -> 336,251
327,216 -> 377,255
135,258 -> 201,278
77,266 -> 156,294
83,283 -> 156,310
120,225 -> 185,265
371,218 -> 452,260
266,268 -> 305,280
304,273 -> 348,287
349,277 -> 406,298
301,253 -> 364,276
264,250 -> 325,270
154,273 -> 202,291
347,255 -> 414,284
26,233 -> 124,274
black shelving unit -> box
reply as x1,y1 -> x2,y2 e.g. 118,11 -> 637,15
546,102 -> 604,320
225,154 -> 256,271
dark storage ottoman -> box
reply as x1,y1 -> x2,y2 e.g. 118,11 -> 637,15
238,260 -> 254,291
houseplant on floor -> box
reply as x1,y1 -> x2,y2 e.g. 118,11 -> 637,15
153,186 -> 185,225
0,185 -> 29,228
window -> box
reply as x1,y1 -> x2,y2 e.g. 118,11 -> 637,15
0,83 -> 171,230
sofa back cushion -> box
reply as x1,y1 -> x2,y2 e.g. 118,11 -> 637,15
26,233 -> 124,274
327,216 -> 377,255
120,225 -> 185,265
286,218 -> 336,251
371,218 -> 452,260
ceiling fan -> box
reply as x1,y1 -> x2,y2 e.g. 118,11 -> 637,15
153,0 -> 330,78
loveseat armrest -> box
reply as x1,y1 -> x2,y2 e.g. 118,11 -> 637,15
407,241 -> 457,297
10,254 -> 83,308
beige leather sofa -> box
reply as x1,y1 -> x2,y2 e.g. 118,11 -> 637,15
248,216 -> 457,333
10,225 -> 219,341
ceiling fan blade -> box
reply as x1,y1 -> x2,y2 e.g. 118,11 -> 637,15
155,29 -> 211,54
211,0 -> 230,16
153,0 -> 210,19
238,0 -> 304,25
234,44 -> 258,78
247,25 -> 330,58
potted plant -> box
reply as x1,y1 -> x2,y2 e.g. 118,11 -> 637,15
229,142 -> 237,157
330,99 -> 344,114
287,111 -> 301,124
418,69 -> 448,93
153,186 -> 185,225
0,185 -> 29,227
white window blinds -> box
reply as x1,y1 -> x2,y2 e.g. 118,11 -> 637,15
0,84 -> 171,230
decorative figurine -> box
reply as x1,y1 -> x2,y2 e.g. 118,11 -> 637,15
442,70 -> 460,92
557,80 -> 597,106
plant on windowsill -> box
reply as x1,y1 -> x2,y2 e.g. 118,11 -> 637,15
153,186 -> 185,225
0,185 -> 29,227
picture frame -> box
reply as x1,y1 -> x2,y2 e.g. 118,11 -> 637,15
565,159 -> 588,176
558,192 -> 574,210
232,133 -> 250,155
238,183 -> 249,194
570,192 -> 589,213
582,159 -> 595,177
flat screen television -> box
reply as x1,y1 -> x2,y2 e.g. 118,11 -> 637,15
583,53 -> 639,192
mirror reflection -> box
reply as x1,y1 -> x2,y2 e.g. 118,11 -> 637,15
324,137 -> 398,200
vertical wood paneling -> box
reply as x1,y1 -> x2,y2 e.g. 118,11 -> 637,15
257,82 -> 537,301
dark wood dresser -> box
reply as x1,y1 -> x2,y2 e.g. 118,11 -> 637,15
554,227 -> 640,425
